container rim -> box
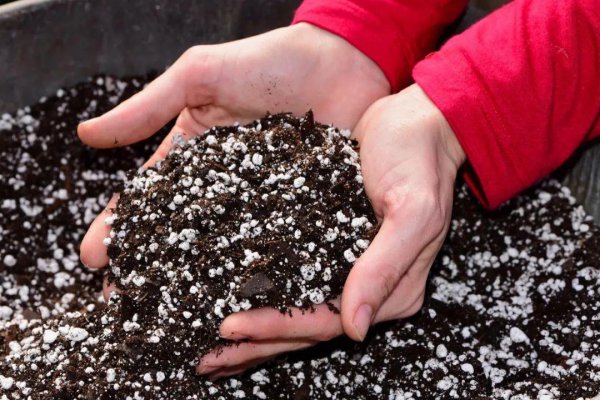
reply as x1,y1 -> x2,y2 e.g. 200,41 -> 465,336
0,0 -> 56,16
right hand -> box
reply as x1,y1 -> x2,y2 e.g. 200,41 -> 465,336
78,23 -> 391,272
197,84 -> 465,379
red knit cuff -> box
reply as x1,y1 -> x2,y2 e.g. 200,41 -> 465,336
414,52 -> 528,209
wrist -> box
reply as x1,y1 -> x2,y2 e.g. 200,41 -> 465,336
408,84 -> 466,171
436,102 -> 466,172
364,84 -> 465,175
291,23 -> 390,94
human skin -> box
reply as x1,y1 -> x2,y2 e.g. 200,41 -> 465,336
197,84 -> 466,378
78,21 -> 388,367
78,23 -> 465,379
78,23 -> 389,268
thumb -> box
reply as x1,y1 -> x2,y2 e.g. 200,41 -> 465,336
340,212 -> 426,341
77,46 -> 217,149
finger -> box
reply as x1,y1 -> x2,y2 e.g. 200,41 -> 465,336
143,129 -> 189,169
80,194 -> 118,269
102,276 -> 119,302
207,367 -> 248,381
219,301 -> 342,341
206,357 -> 272,381
77,66 -> 188,148
341,208 -> 435,341
143,112 -> 209,168
197,339 -> 315,375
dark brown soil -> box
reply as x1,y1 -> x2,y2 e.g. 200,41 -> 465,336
99,110 -> 377,380
0,75 -> 598,400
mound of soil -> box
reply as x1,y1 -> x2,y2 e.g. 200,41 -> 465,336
100,111 -> 377,377
0,75 -> 598,400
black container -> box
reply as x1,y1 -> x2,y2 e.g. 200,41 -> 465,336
1,0 -> 598,222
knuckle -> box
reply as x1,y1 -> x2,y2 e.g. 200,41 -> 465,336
381,186 -> 404,213
180,45 -> 205,63
412,189 -> 440,215
187,45 -> 218,70
177,46 -> 212,80
175,46 -> 220,104
381,187 -> 409,224
383,187 -> 439,218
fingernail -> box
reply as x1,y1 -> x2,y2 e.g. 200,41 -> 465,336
352,304 -> 373,342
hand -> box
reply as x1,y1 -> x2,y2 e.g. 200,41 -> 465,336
198,84 -> 466,379
79,23 -> 389,271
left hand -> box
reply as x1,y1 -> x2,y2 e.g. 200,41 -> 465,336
78,23 -> 390,279
197,84 -> 466,379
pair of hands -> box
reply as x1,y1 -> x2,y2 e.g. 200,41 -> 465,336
79,23 -> 465,379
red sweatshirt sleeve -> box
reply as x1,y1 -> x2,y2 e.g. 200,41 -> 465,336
414,0 -> 600,208
293,0 -> 468,92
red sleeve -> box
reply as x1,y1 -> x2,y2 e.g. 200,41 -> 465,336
413,0 -> 600,209
292,0 -> 468,92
